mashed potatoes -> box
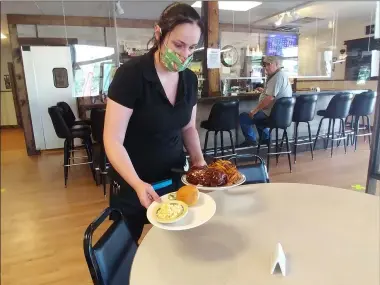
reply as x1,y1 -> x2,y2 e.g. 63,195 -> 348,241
156,201 -> 187,222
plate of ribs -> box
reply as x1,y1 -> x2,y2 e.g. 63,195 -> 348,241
181,159 -> 246,191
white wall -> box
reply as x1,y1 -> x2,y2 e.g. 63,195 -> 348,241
1,41 -> 18,126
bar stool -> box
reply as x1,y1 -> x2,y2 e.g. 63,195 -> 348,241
292,94 -> 318,163
57,101 -> 91,127
201,100 -> 239,157
346,91 -> 375,151
256,97 -> 296,172
313,92 -> 354,157
48,106 -> 94,187
91,108 -> 108,196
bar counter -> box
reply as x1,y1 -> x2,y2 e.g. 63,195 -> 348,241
79,89 -> 374,152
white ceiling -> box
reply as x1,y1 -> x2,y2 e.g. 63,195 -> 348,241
1,1 -> 309,25
255,1 -> 377,32
1,1 -> 376,40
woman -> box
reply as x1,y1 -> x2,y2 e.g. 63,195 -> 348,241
103,2 -> 206,242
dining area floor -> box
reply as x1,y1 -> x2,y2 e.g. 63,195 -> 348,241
1,128 -> 378,285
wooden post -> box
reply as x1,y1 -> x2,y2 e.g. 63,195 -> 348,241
8,24 -> 40,156
7,62 -> 23,127
201,1 -> 220,97
365,57 -> 380,194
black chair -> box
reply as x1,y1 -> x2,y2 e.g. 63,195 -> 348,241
57,101 -> 91,128
226,154 -> 269,184
292,94 -> 318,163
313,92 -> 354,157
256,97 -> 296,173
204,153 -> 269,184
48,106 -> 94,187
346,91 -> 375,151
91,108 -> 108,197
201,100 -> 239,157
84,207 -> 137,285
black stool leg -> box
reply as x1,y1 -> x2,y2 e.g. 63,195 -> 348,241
71,139 -> 75,164
284,129 -> 292,173
256,140 -> 261,163
354,116 -> 360,151
228,130 -> 236,154
366,115 -> 371,148
214,131 -> 218,157
341,119 -> 347,154
220,131 -> 224,156
294,122 -> 299,164
266,129 -> 272,171
325,119 -> 332,150
100,144 -> 107,197
350,116 -> 355,145
203,130 -> 209,154
362,116 -> 366,142
84,137 -> 96,180
307,122 -> 314,160
314,117 -> 324,150
275,128 -> 279,165
337,120 -> 342,148
331,119 -> 335,158
64,139 -> 70,187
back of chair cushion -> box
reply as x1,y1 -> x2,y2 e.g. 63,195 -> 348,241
93,220 -> 137,285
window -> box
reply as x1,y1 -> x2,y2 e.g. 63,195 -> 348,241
52,68 -> 69,88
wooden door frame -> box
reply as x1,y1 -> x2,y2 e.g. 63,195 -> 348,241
7,62 -> 23,127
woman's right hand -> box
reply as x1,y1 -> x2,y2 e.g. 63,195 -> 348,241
134,180 -> 161,208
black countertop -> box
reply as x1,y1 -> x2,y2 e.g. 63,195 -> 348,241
197,89 -> 372,103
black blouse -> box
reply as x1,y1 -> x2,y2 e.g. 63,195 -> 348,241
107,49 -> 198,183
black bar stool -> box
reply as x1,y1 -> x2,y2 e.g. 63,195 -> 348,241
48,106 -> 94,187
346,91 -> 375,151
292,94 -> 318,163
91,108 -> 108,197
256,97 -> 296,172
201,100 -> 239,157
57,101 -> 91,127
313,92 -> 354,157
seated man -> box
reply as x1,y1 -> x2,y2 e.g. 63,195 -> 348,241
239,56 -> 292,147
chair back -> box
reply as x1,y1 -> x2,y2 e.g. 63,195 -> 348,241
57,101 -> 76,128
48,106 -> 71,139
84,208 -> 137,285
91,108 -> 106,143
292,94 -> 318,122
211,154 -> 270,184
268,97 -> 296,129
206,100 -> 239,131
325,92 -> 354,118
349,91 -> 376,116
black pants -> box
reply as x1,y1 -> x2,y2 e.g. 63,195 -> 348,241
109,174 -> 183,243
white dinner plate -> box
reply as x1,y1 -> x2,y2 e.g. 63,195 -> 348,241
147,192 -> 216,231
181,174 -> 246,191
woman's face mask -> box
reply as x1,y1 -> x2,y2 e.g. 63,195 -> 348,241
160,44 -> 193,72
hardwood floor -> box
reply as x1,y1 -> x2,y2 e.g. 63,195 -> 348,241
0,128 -> 376,285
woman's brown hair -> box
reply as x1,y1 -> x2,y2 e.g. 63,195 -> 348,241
147,2 -> 204,50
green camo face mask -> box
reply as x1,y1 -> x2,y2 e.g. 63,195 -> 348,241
160,44 -> 193,72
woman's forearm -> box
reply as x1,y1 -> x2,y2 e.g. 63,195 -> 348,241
182,126 -> 205,165
104,139 -> 142,189
252,96 -> 274,113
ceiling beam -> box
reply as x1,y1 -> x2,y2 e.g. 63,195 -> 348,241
7,14 -> 155,29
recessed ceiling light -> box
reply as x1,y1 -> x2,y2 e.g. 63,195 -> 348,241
192,1 -> 262,12
1,33 -> 7,39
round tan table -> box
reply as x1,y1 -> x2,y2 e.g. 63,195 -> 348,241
130,183 -> 379,285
